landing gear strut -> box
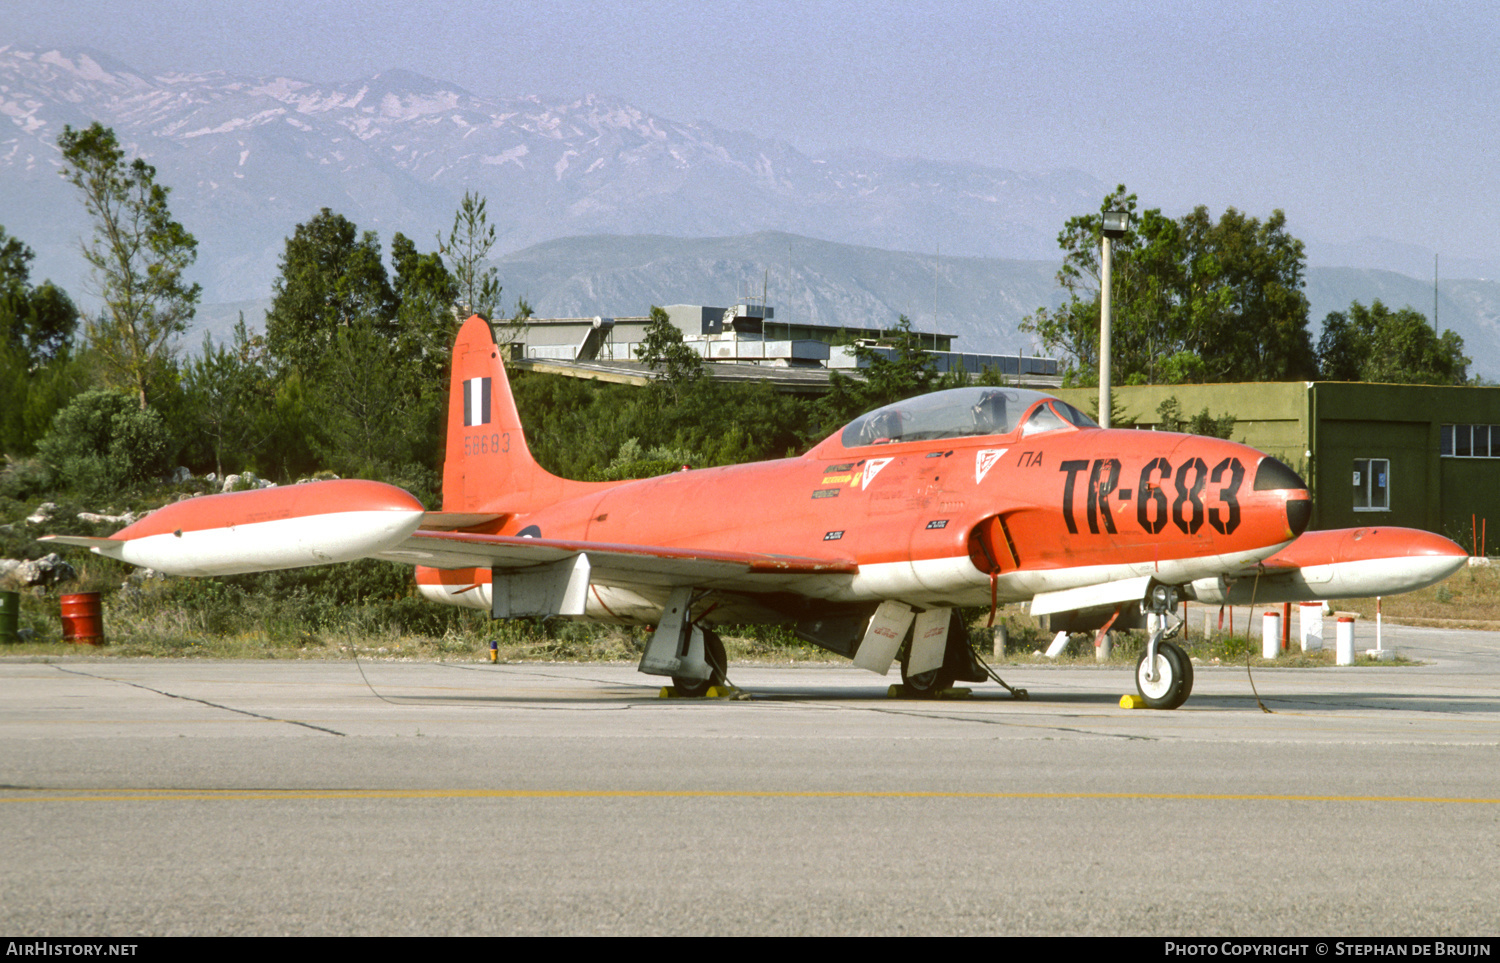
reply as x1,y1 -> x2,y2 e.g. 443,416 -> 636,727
640,587 -> 731,696
1135,584 -> 1194,710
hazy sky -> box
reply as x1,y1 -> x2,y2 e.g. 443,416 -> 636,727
10,0 -> 1499,264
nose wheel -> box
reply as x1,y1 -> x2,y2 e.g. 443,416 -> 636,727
1135,639 -> 1193,710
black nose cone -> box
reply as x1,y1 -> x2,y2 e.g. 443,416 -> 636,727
1286,498 -> 1312,536
1254,457 -> 1312,537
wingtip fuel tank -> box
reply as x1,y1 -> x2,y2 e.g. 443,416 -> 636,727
44,479 -> 425,577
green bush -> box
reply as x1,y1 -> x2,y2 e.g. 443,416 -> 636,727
35,390 -> 172,494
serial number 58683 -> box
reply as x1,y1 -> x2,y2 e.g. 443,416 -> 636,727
464,432 -> 508,456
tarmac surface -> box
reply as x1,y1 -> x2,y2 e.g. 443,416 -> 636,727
3,619 -> 1499,936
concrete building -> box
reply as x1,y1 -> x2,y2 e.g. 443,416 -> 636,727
508,301 -> 1059,387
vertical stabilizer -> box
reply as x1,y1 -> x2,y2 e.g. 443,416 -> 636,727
442,315 -> 592,513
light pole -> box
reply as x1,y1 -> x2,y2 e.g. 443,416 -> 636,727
1098,210 -> 1130,429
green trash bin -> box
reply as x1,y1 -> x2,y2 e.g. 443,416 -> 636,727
0,590 -> 19,644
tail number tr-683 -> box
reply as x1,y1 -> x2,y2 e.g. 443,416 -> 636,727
1059,457 -> 1244,537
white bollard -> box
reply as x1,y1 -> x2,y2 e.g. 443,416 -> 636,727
1299,602 -> 1324,652
1262,611 -> 1281,659
992,624 -> 1008,659
1204,611 -> 1215,640
1044,630 -> 1070,659
1365,597 -> 1394,660
1336,616 -> 1355,666
1095,630 -> 1112,662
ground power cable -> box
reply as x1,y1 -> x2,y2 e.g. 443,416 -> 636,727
348,643 -> 402,706
1244,568 -> 1273,713
969,644 -> 1028,699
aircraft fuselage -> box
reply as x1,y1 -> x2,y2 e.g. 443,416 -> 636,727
418,411 -> 1311,621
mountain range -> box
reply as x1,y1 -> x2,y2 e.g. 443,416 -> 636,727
4,45 -> 1498,376
0,45 -> 1100,299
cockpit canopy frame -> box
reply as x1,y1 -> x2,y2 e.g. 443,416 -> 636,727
839,387 -> 1097,449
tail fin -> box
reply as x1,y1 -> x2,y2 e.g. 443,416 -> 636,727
442,315 -> 596,513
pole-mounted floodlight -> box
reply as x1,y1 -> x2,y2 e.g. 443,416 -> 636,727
1098,209 -> 1130,429
1102,210 -> 1130,240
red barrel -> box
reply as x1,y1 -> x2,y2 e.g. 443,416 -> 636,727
60,592 -> 104,645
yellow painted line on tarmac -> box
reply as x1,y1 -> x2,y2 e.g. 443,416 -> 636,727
3,789 -> 1500,806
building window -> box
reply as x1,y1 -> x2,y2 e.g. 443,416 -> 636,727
1353,458 -> 1390,511
1442,424 -> 1500,457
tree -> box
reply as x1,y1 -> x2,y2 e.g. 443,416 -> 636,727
1022,185 -> 1316,386
1155,397 -> 1235,439
261,214 -> 467,484
311,316 -> 432,479
264,208 -> 395,375
509,369 -> 816,482
0,225 -> 79,370
1315,309 -> 1362,382
439,191 -> 502,322
385,231 -> 461,472
852,314 -> 940,407
1317,300 -> 1469,385
635,306 -> 704,403
1174,205 -> 1316,382
391,231 -> 460,384
57,123 -> 200,408
812,314 -> 940,437
181,317 -> 276,478
0,225 -> 83,454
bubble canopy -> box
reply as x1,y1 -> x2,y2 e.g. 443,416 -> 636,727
838,387 -> 1097,449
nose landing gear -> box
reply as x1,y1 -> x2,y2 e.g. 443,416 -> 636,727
1134,584 -> 1194,710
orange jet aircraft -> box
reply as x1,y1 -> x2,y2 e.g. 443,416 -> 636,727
44,316 -> 1468,709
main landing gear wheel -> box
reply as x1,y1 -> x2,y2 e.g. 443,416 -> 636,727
900,654 -> 956,699
672,629 -> 727,698
1135,639 -> 1194,710
900,610 -> 979,698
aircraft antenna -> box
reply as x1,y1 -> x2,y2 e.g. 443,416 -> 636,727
933,243 -> 940,351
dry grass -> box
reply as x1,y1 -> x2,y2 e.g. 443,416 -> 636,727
0,585 -> 842,664
6,564 -> 1479,666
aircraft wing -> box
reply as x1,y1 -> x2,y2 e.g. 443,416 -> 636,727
36,480 -> 858,593
378,529 -> 859,594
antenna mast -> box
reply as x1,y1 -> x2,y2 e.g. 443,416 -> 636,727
932,243 -> 940,351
